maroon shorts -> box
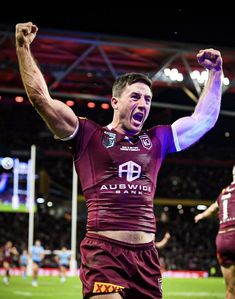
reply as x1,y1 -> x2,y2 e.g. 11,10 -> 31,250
3,257 -> 12,264
216,230 -> 235,267
80,233 -> 162,299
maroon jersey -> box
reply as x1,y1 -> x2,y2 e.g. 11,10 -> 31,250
2,246 -> 13,263
217,181 -> 235,230
72,118 -> 176,233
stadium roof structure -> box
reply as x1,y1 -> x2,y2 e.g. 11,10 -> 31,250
1,24 -> 235,118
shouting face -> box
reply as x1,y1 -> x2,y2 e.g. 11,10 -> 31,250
111,82 -> 152,135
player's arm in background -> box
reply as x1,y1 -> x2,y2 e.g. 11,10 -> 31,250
155,232 -> 171,249
194,201 -> 218,223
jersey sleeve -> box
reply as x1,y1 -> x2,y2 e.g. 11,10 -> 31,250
66,117 -> 99,161
151,125 -> 178,158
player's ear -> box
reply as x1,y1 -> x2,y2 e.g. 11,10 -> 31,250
111,97 -> 118,110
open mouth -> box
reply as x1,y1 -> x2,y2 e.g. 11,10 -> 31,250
133,112 -> 144,123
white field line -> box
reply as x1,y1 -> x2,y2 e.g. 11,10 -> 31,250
14,291 -> 32,296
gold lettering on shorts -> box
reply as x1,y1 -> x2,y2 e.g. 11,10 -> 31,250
93,282 -> 125,293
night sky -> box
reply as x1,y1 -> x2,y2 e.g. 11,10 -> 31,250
1,8 -> 235,48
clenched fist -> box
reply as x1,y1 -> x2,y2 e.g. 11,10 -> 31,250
197,48 -> 222,72
15,22 -> 38,48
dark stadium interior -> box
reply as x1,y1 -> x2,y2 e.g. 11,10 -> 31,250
0,10 -> 234,277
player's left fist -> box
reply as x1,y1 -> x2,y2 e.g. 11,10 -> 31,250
197,48 -> 222,71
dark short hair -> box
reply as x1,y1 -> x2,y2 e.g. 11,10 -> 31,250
112,73 -> 152,97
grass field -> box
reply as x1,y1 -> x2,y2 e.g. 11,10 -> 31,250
0,276 -> 225,299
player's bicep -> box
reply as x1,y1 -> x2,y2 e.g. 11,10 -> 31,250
172,115 -> 208,150
35,98 -> 78,139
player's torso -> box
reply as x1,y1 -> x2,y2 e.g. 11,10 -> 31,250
73,119 -> 174,233
3,247 -> 13,261
32,246 -> 43,260
76,126 -> 162,201
59,253 -> 69,264
218,182 -> 235,229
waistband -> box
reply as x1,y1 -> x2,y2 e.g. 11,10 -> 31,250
86,233 -> 154,250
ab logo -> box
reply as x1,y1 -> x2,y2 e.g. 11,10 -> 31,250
118,161 -> 141,182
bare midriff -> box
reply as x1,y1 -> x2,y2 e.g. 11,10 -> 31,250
88,230 -> 155,244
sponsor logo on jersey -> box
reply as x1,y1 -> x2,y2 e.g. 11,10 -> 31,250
118,161 -> 141,182
225,186 -> 235,193
93,282 -> 124,293
100,161 -> 152,194
102,131 -> 116,148
100,183 -> 151,194
139,133 -> 152,150
120,146 -> 140,151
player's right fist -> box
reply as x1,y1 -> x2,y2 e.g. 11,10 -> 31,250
15,22 -> 38,47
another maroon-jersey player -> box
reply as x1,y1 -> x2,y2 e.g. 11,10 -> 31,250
195,166 -> 235,299
1,241 -> 18,285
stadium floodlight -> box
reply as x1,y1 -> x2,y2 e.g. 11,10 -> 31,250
197,205 -> 207,211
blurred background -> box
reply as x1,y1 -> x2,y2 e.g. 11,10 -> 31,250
0,8 -> 234,282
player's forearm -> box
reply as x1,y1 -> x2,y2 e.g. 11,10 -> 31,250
200,210 -> 210,219
16,44 -> 51,107
201,202 -> 218,218
192,69 -> 222,130
156,238 -> 167,249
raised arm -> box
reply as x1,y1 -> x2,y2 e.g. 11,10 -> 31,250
172,48 -> 223,150
15,22 -> 78,139
194,201 -> 218,223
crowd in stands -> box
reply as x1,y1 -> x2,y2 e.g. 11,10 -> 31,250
155,209 -> 219,274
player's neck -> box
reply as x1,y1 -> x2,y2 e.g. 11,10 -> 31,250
107,123 -> 139,136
